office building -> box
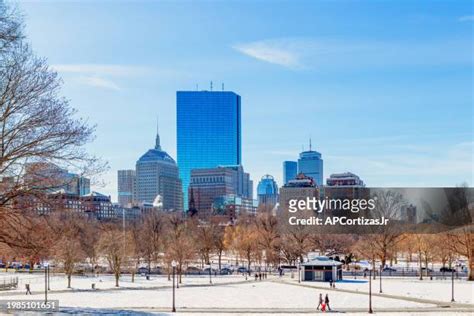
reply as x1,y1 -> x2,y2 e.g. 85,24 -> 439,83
177,90 -> 241,209
24,162 -> 90,196
324,172 -> 368,200
326,172 -> 365,187
256,174 -> 279,208
283,161 -> 298,185
36,191 -> 114,220
213,194 -> 259,222
117,169 -> 136,207
188,165 -> 252,216
135,128 -> 183,211
298,140 -> 323,186
279,173 -> 319,212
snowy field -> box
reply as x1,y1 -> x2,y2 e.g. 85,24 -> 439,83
0,273 -> 472,315
0,272 -> 249,294
285,276 -> 474,304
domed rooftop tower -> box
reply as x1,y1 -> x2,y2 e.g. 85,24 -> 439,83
256,174 -> 279,208
135,123 -> 183,211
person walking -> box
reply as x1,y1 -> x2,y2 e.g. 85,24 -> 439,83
325,294 -> 331,311
316,293 -> 323,310
25,284 -> 31,295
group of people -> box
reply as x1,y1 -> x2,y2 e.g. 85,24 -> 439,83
254,272 -> 267,280
317,293 -> 331,312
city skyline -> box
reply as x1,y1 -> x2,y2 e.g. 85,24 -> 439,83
19,1 -> 473,200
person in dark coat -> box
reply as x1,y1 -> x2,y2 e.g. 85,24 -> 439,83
325,294 -> 331,310
25,284 -> 32,295
316,293 -> 323,310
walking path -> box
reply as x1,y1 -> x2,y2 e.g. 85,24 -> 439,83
273,278 -> 474,309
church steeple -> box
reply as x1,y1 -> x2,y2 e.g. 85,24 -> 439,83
155,118 -> 161,150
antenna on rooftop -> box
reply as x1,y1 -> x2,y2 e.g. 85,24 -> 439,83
210,81 -> 213,91
309,137 -> 312,151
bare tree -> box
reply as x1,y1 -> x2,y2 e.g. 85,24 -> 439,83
233,222 -> 259,272
165,213 -> 195,283
212,223 -> 226,271
255,212 -> 280,267
96,226 -> 134,287
280,225 -> 313,265
194,222 -> 215,267
0,1 -> 103,249
52,218 -> 86,289
140,211 -> 165,274
369,190 -> 407,268
447,227 -> 474,281
0,2 -> 22,53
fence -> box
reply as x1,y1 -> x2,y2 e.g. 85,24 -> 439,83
342,268 -> 467,279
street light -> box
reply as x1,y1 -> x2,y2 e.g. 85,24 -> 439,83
451,268 -> 455,302
44,262 -> 49,303
368,268 -> 373,314
298,262 -> 301,283
171,260 -> 177,312
208,261 -> 213,284
47,265 -> 50,291
379,265 -> 383,293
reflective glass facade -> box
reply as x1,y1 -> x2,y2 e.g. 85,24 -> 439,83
177,91 -> 241,209
283,161 -> 298,184
256,174 -> 279,207
298,150 -> 323,186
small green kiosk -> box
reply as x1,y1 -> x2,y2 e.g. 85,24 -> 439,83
301,256 -> 343,282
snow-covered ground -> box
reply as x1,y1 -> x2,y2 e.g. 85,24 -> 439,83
287,276 -> 474,304
1,278 -> 433,309
0,273 -> 472,315
0,272 -> 248,294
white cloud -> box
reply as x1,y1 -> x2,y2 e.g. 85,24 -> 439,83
458,15 -> 474,22
233,37 -> 472,70
79,76 -> 120,91
51,64 -> 152,91
51,64 -> 151,76
233,39 -> 302,69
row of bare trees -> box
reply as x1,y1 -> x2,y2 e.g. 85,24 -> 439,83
1,205 -> 472,289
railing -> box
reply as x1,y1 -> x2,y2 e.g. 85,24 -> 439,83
342,269 -> 467,278
0,277 -> 19,291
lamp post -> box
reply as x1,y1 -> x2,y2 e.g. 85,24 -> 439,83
171,260 -> 177,312
368,268 -> 373,314
47,265 -> 50,291
298,262 -> 301,283
44,264 -> 48,303
208,261 -> 213,284
451,268 -> 455,302
379,265 -> 382,293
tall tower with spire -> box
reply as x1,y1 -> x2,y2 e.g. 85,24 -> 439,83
297,138 -> 323,186
135,123 -> 183,211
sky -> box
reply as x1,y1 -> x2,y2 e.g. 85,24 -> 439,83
19,0 -> 473,201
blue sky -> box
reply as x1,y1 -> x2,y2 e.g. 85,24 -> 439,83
20,0 -> 473,200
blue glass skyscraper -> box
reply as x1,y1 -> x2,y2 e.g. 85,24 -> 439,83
283,161 -> 297,184
177,90 -> 241,209
298,140 -> 323,186
257,175 -> 279,208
